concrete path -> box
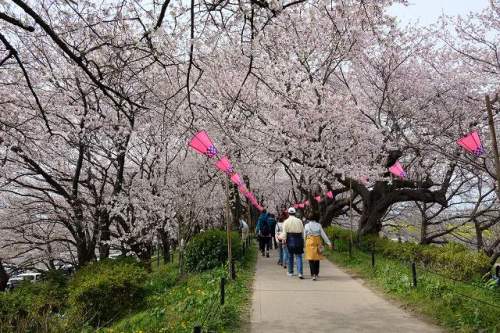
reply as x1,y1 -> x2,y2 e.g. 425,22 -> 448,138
250,249 -> 442,333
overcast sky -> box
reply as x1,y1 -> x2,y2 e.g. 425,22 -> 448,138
388,0 -> 492,26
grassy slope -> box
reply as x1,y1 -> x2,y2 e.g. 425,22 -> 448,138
102,244 -> 257,333
325,247 -> 500,333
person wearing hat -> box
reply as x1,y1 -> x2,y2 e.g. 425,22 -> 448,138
282,207 -> 305,279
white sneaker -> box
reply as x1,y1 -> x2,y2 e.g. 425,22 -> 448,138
287,272 -> 293,277
298,274 -> 304,279
312,276 -> 317,281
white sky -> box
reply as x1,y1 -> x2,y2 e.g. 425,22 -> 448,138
388,0 -> 492,26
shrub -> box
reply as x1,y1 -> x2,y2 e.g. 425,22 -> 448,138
67,257 -> 147,327
0,279 -> 67,332
326,226 -> 491,281
184,230 -> 243,272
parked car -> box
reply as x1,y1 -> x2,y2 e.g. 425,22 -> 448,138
6,272 -> 42,290
3,264 -> 19,277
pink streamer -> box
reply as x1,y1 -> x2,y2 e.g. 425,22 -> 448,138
188,131 -> 218,158
230,173 -> 244,186
238,185 -> 248,194
457,131 -> 485,157
389,161 -> 407,178
215,156 -> 233,175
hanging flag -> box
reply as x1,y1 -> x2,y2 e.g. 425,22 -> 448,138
293,203 -> 300,209
215,156 -> 234,175
314,195 -> 321,202
188,131 -> 218,158
230,173 -> 244,186
457,131 -> 485,157
326,191 -> 334,199
238,185 -> 248,194
389,161 -> 407,178
298,203 -> 305,209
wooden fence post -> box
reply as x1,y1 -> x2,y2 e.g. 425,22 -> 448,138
411,262 -> 417,287
220,277 -> 226,305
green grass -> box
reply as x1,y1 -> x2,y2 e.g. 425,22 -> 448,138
326,245 -> 500,333
101,243 -> 257,333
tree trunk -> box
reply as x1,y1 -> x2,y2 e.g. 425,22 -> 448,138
230,183 -> 242,230
158,229 -> 171,263
319,198 -> 350,227
358,204 -> 387,235
98,209 -> 111,260
474,219 -> 484,252
420,220 -> 429,244
489,251 -> 500,267
131,243 -> 153,271
0,259 -> 9,291
76,239 -> 95,267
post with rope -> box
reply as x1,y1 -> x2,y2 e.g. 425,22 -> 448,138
244,175 -> 253,235
348,174 -> 354,259
224,177 -> 234,280
411,262 -> 418,287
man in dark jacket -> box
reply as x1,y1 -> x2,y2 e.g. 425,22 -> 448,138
256,210 -> 272,257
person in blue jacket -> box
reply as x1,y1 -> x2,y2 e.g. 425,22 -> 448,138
256,210 -> 272,257
267,213 -> 277,249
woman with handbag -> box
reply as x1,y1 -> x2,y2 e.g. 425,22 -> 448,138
304,212 -> 333,281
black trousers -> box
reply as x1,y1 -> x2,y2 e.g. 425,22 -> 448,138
309,260 -> 320,276
259,236 -> 271,253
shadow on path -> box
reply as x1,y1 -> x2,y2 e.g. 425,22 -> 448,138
250,249 -> 442,333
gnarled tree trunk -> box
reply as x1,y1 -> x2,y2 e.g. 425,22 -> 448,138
0,259 -> 9,291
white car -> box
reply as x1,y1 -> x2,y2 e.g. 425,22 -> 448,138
6,272 -> 42,290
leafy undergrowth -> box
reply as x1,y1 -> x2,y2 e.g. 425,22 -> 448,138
101,244 -> 257,333
326,247 -> 500,333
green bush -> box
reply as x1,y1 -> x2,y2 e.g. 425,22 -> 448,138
0,279 -> 67,332
67,257 -> 147,327
184,230 -> 243,272
326,226 -> 491,281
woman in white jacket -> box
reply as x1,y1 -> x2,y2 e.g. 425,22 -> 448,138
304,212 -> 332,280
275,211 -> 289,268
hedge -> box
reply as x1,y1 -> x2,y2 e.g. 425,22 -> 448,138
184,230 -> 243,272
325,226 -> 491,281
0,273 -> 67,332
67,257 -> 147,327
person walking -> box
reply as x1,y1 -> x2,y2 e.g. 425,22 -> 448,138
275,211 -> 289,268
256,210 -> 272,257
304,212 -> 333,281
268,213 -> 277,249
282,207 -> 305,279
240,218 -> 249,244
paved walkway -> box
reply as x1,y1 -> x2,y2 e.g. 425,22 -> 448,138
250,249 -> 442,333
